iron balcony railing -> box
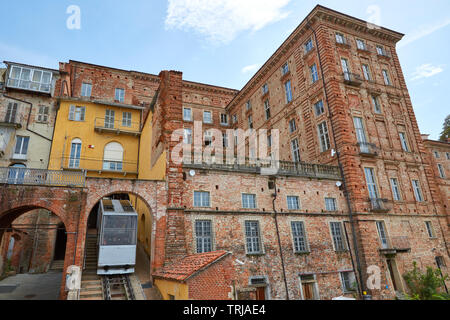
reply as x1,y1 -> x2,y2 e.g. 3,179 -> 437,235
369,198 -> 392,213
343,72 -> 363,86
0,167 -> 86,187
358,142 -> 380,157
94,118 -> 141,135
183,153 -> 341,180
61,157 -> 138,175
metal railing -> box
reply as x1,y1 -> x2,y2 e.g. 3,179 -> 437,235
0,167 -> 86,187
61,157 -> 138,174
357,142 -> 380,156
369,198 -> 391,213
343,72 -> 363,86
94,118 -> 141,134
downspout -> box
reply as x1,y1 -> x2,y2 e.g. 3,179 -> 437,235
271,178 -> 290,300
306,18 -> 365,297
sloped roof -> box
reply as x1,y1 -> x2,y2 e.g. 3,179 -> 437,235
153,251 -> 230,282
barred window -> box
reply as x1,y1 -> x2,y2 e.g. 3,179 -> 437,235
291,221 -> 308,253
245,221 -> 262,254
194,191 -> 210,207
330,222 -> 346,251
195,220 -> 213,253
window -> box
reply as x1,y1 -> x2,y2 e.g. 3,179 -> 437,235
105,109 -> 115,129
310,64 -> 319,83
115,88 -> 125,102
223,132 -> 228,148
13,136 -> 30,159
248,115 -> 253,129
399,132 -> 410,152
390,178 -> 402,201
183,128 -> 192,144
5,102 -> 18,123
318,122 -> 331,152
262,83 -> 269,95
242,194 -> 257,209
291,139 -> 300,162
245,221 -> 262,254
341,58 -> 350,78
314,100 -> 324,116
220,114 -> 228,125
195,220 -> 213,253
267,134 -> 272,148
436,256 -> 446,269
376,45 -> 386,56
183,108 -> 192,121
330,222 -> 347,251
291,221 -> 308,253
7,65 -> 52,93
438,164 -> 446,178
335,33 -> 345,44
412,180 -> 424,202
103,142 -> 123,171
122,112 -> 132,127
264,99 -> 271,120
362,64 -> 371,81
433,151 -> 440,158
204,130 -> 212,146
68,105 -> 86,121
245,100 -> 252,111
446,153 -> 450,160
371,95 -> 381,114
304,39 -> 314,53
203,111 -> 212,124
284,80 -> 293,103
364,167 -> 379,200
289,119 -> 297,133
382,69 -> 391,85
101,215 -> 137,246
282,62 -> 289,76
69,138 -> 82,168
194,191 -> 210,207
37,106 -> 49,123
356,39 -> 366,50
325,198 -> 337,211
81,83 -> 92,97
376,221 -> 389,248
232,114 -> 238,124
340,272 -> 356,292
425,221 -> 435,238
287,196 -> 300,210
353,117 -> 368,146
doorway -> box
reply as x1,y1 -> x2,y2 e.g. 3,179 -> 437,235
53,223 -> 67,261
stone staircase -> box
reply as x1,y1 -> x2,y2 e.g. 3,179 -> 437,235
79,233 -> 103,300
50,260 -> 64,271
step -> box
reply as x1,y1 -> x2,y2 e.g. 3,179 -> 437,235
81,285 -> 103,292
80,296 -> 103,301
80,291 -> 103,298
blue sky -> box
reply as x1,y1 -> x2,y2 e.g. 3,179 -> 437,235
1,0 -> 449,139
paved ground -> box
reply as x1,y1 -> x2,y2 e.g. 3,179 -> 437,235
0,271 -> 62,300
135,243 -> 162,300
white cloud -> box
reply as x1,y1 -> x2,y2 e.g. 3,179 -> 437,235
411,64 -> 444,81
398,18 -> 450,49
241,64 -> 260,74
165,0 -> 292,44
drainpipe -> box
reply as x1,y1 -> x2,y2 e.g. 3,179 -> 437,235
270,178 -> 290,300
306,19 -> 365,297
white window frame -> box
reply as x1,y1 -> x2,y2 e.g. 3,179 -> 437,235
325,197 -> 337,212
68,138 -> 82,169
195,220 -> 213,253
314,100 -> 324,116
291,138 -> 300,162
399,132 -> 410,152
68,105 -> 86,122
242,193 -> 257,209
289,118 -> 297,133
105,109 -> 115,129
304,39 -> 314,53
5,102 -> 18,123
335,33 -> 345,44
8,65 -> 53,93
362,64 -> 371,81
371,95 -> 381,114
264,99 -> 271,120
122,112 -> 132,127
220,113 -> 228,126
291,221 -> 309,253
37,105 -> 49,123
245,220 -> 263,254
364,167 -> 380,200
318,121 -> 331,152
203,111 -> 212,124
356,39 -> 366,50
81,82 -> 92,97
115,88 -> 125,102
183,107 -> 192,121
390,178 -> 402,201
412,179 -> 424,202
262,83 -> 269,95
193,191 -> 210,208
329,221 -> 347,252
382,69 -> 391,85
310,64 -> 319,83
376,221 -> 390,249
287,196 -> 300,210
183,128 -> 192,144
13,136 -> 30,160
285,80 -> 293,103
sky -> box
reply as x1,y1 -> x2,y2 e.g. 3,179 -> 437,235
0,0 -> 449,139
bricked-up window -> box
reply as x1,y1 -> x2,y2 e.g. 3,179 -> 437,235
242,194 -> 257,209
364,167 -> 380,200
183,108 -> 192,121
69,138 -> 82,168
425,221 -> 435,238
203,111 -> 212,124
376,221 -> 389,248
318,121 -> 331,152
245,221 -> 262,254
81,83 -> 92,97
371,95 -> 382,114
314,100 -> 324,116
68,105 -> 86,121
304,39 -> 314,53
325,198 -> 337,211
13,136 -> 30,159
183,128 -> 192,144
390,178 -> 402,201
220,114 -> 228,126
287,196 -> 300,210
437,164 -> 446,178
356,39 -> 367,50
262,83 -> 269,95
248,115 -> 253,129
105,109 -> 115,129
285,80 -> 293,104
37,106 -> 49,123
194,191 -> 210,207
122,112 -> 132,127
291,221 -> 308,253
310,64 -> 319,83
289,119 -> 297,133
362,64 -> 372,81
330,222 -> 347,251
412,180 -> 424,202
5,102 -> 18,123
335,33 -> 345,44
246,100 -> 251,111
399,132 -> 410,152
115,88 -> 125,102
264,99 -> 271,120
291,138 -> 300,162
195,220 -> 213,253
382,69 -> 391,86
340,272 -> 356,292
282,62 -> 289,76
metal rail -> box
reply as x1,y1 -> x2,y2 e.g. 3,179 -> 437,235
0,167 -> 86,187
102,275 -> 135,300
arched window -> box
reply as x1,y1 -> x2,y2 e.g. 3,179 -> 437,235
69,138 -> 82,168
103,142 -> 123,171
8,163 -> 26,184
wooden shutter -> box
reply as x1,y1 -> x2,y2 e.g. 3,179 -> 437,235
80,107 -> 86,121
69,105 -> 75,120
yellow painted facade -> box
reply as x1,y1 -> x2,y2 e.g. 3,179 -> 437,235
154,279 -> 189,300
129,195 -> 152,256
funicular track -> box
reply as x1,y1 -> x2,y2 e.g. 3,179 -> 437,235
102,274 -> 136,300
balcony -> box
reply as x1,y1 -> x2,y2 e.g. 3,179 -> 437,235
342,72 -> 363,87
379,236 -> 411,256
369,198 -> 392,213
62,157 -> 138,176
0,167 -> 86,187
94,118 -> 141,136
376,50 -> 391,59
358,142 -> 380,157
